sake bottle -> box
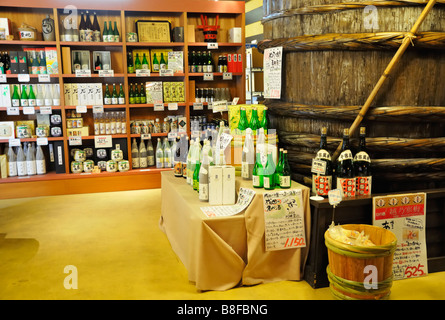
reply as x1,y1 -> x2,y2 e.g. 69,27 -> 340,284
139,139 -> 147,168
26,143 -> 37,176
152,53 -> 160,72
110,111 -> 116,134
131,138 -> 140,169
140,83 -> 146,104
163,138 -> 171,168
156,138 -> 164,168
186,139 -> 194,184
120,111 -> 127,134
44,84 -> 52,106
241,128 -> 255,180
11,85 -> 20,107
199,153 -> 210,201
146,137 -> 155,166
263,150 -> 275,190
36,144 -> 46,175
193,155 -> 200,192
102,21 -> 108,42
142,53 -> 149,70
111,83 -> 118,105
36,85 -> 44,106
28,85 -> 36,107
279,150 -> 291,189
52,84 -> 60,106
252,150 -> 264,188
104,84 -> 111,105
107,21 -> 114,42
17,144 -> 27,176
20,85 -> 28,107
118,83 -> 125,105
7,146 -> 17,177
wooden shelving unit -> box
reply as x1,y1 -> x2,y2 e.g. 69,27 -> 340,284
0,0 -> 245,199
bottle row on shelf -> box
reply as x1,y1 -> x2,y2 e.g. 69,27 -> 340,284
130,115 -> 186,135
188,51 -> 242,73
1,84 -> 60,108
194,87 -> 231,104
0,48 -> 58,75
312,127 -> 372,198
2,142 -> 47,178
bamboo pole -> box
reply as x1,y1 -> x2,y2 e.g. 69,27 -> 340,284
331,0 -> 438,161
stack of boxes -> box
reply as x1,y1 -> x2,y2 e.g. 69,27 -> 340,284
209,165 -> 236,205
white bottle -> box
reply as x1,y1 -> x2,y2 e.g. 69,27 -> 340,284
120,111 -> 127,134
36,85 -> 44,106
44,84 -> 53,106
242,128 -> 255,180
26,143 -> 37,176
16,145 -> 27,176
199,153 -> 210,201
36,144 -> 46,175
7,146 -> 17,177
52,84 -> 60,106
163,138 -> 171,168
139,139 -> 147,168
156,138 -> 164,169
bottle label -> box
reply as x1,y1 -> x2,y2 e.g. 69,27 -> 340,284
21,99 -> 28,107
156,158 -> 164,168
36,160 -> 46,174
36,99 -> 44,106
142,64 -> 149,70
279,175 -> 291,188
28,99 -> 36,107
356,176 -> 372,196
311,159 -> 327,175
165,158 -> 171,168
140,157 -> 147,168
312,174 -> 332,196
111,97 -> 118,104
202,65 -> 207,73
338,150 -> 353,162
315,149 -> 331,161
353,151 -> 371,163
153,64 -> 159,72
199,183 -> 209,201
104,98 -> 111,105
12,99 -> 20,107
241,162 -> 249,178
337,177 -> 356,198
252,175 -> 260,187
27,161 -> 36,175
17,162 -> 27,176
148,156 -> 154,166
94,123 -> 99,135
93,31 -> 101,42
264,176 -> 270,188
118,97 -> 125,104
121,123 -> 127,134
9,162 -> 17,177
132,158 -> 140,168
105,124 -> 111,135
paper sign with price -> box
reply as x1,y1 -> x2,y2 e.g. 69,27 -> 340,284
263,189 -> 306,251
373,193 -> 428,280
263,46 -> 283,99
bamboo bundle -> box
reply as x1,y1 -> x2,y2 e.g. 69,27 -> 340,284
265,101 -> 445,122
257,32 -> 445,52
262,0 -> 445,22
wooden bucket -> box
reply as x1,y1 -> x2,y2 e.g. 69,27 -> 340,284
324,224 -> 397,300
260,0 -> 445,193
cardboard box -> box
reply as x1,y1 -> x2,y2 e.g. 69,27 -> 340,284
62,46 -> 72,74
45,47 -> 59,74
150,48 -> 172,72
18,51 -> 28,74
71,50 -> 90,72
145,81 -> 163,104
222,166 -> 235,205
228,27 -> 242,43
71,83 -> 79,105
64,84 -> 72,106
9,51 -> 18,74
0,121 -> 15,139
94,83 -> 103,105
0,18 -> 12,37
187,25 -> 195,43
0,85 -> 11,107
92,51 -> 111,71
209,166 -> 223,205
50,141 -> 66,173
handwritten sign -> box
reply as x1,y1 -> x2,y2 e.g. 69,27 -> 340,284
201,187 -> 256,218
263,189 -> 306,251
263,46 -> 283,99
94,135 -> 113,148
373,193 -> 428,280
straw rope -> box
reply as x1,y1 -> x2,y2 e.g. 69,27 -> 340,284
265,101 -> 445,122
262,0 -> 445,22
257,31 -> 445,52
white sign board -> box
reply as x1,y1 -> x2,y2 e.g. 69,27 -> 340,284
263,46 -> 283,99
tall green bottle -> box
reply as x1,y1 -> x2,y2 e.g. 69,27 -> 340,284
279,150 -> 291,188
134,84 -> 141,104
160,53 -> 167,70
102,21 -> 108,42
193,159 -> 201,191
252,151 -> 264,188
135,53 -> 142,70
111,83 -> 118,105
129,84 -> 135,104
20,85 -> 28,107
274,148 -> 284,186
249,107 -> 260,132
263,150 -> 276,190
152,53 -> 160,72
127,52 -> 134,74
260,107 -> 269,134
12,85 -> 20,107
140,83 -> 146,104
118,83 -> 125,105
237,107 -> 248,131
141,53 -> 149,70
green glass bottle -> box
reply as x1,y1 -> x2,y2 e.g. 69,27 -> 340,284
263,150 -> 276,190
193,160 -> 201,191
249,107 -> 260,131
135,53 -> 142,70
113,21 -> 119,42
141,53 -> 149,70
104,84 -> 111,105
140,83 -> 146,104
11,85 -> 20,107
28,85 -> 36,106
135,84 -> 141,104
118,83 -> 125,105
279,150 -> 291,189
111,83 -> 118,105
160,53 -> 167,70
129,83 -> 135,104
274,148 -> 284,186
237,107 -> 249,131
31,55 -> 39,74
260,107 -> 269,134
20,85 -> 29,107
152,53 -> 160,72
107,21 -> 114,42
252,151 -> 264,188
102,21 -> 108,42
127,52 -> 134,74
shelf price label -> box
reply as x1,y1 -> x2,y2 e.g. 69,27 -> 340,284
92,105 -> 104,113
168,103 -> 178,111
167,132 -> 177,140
37,137 -> 48,146
23,107 -> 35,115
0,74 -> 7,83
193,102 -> 203,110
207,42 -> 218,49
136,69 -> 150,77
141,133 -> 151,140
212,100 -> 228,113
18,74 -> 30,82
223,72 -> 232,80
203,73 -> 214,81
39,106 -> 52,114
69,136 -> 82,146
76,105 -> 87,113
99,70 -> 114,77
6,107 -> 20,115
159,69 -> 174,77
9,138 -> 21,147
154,103 -> 164,111
38,74 -> 51,82
75,69 -> 91,77
94,135 -> 112,148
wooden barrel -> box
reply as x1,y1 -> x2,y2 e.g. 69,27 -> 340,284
260,0 -> 445,193
324,224 -> 397,300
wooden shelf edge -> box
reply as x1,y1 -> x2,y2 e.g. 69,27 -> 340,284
126,42 -> 184,47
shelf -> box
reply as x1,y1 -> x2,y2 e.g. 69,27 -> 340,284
62,73 -> 126,78
4,74 -> 59,78
0,137 -> 64,143
126,42 -> 185,47
128,103 -> 186,108
0,106 -> 62,111
130,133 -> 168,138
74,135 -> 128,140
188,42 -> 243,47
65,105 -> 126,109
60,41 -> 124,47
189,72 -> 243,77
0,40 -> 57,46
127,73 -> 185,78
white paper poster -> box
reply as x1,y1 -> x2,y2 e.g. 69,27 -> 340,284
373,193 -> 428,280
201,187 -> 256,218
263,189 -> 306,251
263,46 -> 283,99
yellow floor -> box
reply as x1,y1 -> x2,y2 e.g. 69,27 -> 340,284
0,189 -> 444,300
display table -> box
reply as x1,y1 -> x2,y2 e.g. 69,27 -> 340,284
159,171 -> 311,291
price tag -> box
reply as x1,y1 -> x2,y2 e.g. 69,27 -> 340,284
23,107 -> 35,115
212,100 -> 228,113
168,103 -> 178,111
136,69 -> 150,77
38,74 -> 51,82
6,107 -> 20,115
223,72 -> 232,80
99,70 -> 114,77
69,136 -> 82,146
76,105 -> 87,113
160,69 -> 174,76
328,189 -> 342,207
207,42 -> 218,49
36,137 -> 48,146
154,103 -> 164,111
92,105 -> 104,113
193,102 -> 203,110
232,97 -> 239,105
75,69 -> 91,77
94,135 -> 112,148
191,130 -> 201,139
0,74 -> 7,83
311,159 -> 327,175
141,133 -> 151,140
39,106 -> 52,114
167,132 -> 177,140
203,73 -> 214,81
18,74 -> 30,82
9,138 -> 21,147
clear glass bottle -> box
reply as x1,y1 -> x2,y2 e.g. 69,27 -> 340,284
156,138 -> 164,168
36,144 -> 46,175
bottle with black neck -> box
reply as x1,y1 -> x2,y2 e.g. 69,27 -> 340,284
311,127 -> 333,196
336,128 -> 355,198
354,126 -> 372,196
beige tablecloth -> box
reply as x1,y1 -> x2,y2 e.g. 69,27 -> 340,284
159,171 -> 311,291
